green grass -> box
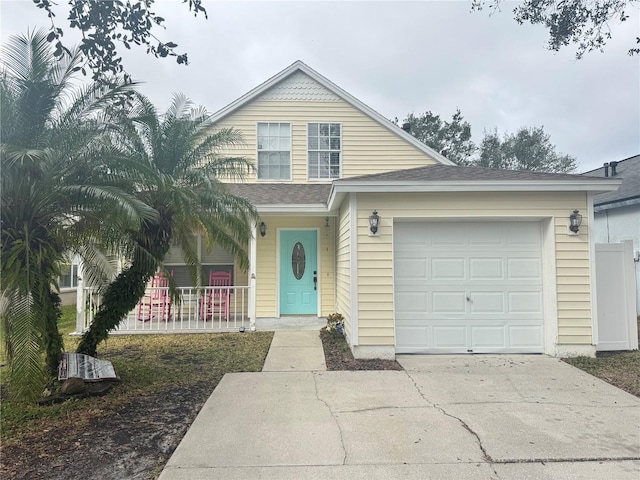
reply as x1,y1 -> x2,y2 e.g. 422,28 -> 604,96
1,305 -> 273,445
564,317 -> 640,398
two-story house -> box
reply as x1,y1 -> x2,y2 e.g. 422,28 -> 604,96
98,61 -> 621,359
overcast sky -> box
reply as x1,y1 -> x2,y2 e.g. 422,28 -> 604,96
1,0 -> 639,172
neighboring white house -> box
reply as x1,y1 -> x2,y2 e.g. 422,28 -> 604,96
58,255 -> 80,306
584,155 -> 640,313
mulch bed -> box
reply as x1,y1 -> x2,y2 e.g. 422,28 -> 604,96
319,327 -> 403,370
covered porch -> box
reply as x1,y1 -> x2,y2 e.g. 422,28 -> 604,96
74,214 -> 337,335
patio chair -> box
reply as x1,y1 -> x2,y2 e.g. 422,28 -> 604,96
199,271 -> 231,321
137,271 -> 173,322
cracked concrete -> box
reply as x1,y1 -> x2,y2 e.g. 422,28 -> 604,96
312,372 -> 347,465
159,333 -> 640,480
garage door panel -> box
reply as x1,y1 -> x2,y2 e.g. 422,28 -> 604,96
508,291 -> 543,313
507,223 -> 542,246
471,326 -> 505,348
394,223 -> 431,246
469,292 -> 504,313
394,221 -> 544,354
396,326 -> 431,349
431,224 -> 466,246
395,291 -> 428,312
468,224 -> 505,246
507,258 -> 541,280
433,326 -> 467,348
394,258 -> 428,280
469,257 -> 504,280
432,292 -> 466,313
508,326 -> 544,349
431,258 -> 465,279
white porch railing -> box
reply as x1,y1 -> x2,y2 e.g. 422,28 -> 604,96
77,286 -> 252,334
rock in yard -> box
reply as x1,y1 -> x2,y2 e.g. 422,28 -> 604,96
60,377 -> 86,395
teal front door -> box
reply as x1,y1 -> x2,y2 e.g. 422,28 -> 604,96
280,230 -> 318,315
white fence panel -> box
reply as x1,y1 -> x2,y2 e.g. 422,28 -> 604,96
595,242 -> 638,351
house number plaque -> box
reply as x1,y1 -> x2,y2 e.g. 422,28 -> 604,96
292,242 -> 306,280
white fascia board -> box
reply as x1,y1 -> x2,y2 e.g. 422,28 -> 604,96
330,180 -> 622,195
257,204 -> 329,215
594,197 -> 640,212
327,189 -> 346,212
210,62 -> 303,123
209,60 -> 454,166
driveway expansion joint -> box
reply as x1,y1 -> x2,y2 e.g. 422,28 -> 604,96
312,372 -> 347,465
492,456 -> 640,464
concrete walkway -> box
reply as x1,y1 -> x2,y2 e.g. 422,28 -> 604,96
262,331 -> 326,372
159,333 -> 640,480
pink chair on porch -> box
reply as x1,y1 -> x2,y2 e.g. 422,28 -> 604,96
199,271 -> 231,321
137,271 -> 173,322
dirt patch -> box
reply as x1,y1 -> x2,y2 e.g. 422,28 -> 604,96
1,382 -> 213,480
319,327 -> 403,370
2,326 -> 398,480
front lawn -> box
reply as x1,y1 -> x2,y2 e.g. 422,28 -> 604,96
0,305 -> 273,480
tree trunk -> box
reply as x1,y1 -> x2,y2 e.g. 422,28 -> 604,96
43,289 -> 64,376
76,223 -> 171,357
76,255 -> 154,356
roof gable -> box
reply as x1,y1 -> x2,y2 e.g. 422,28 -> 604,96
210,60 -> 454,166
256,70 -> 341,102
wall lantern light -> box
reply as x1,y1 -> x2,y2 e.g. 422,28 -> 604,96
259,221 -> 266,237
569,209 -> 582,234
369,210 -> 380,235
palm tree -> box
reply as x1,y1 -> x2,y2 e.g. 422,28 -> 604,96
77,93 -> 258,356
1,30 -> 154,401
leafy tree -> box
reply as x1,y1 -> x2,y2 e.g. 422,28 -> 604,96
32,0 -> 208,80
76,93 -> 258,356
397,109 -> 477,166
0,30 -> 154,401
477,126 -> 577,173
472,0 -> 640,58
399,106 -> 577,172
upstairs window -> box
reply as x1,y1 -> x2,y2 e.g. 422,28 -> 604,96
257,122 -> 291,180
308,123 -> 341,179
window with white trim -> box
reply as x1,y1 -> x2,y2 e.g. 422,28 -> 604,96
257,122 -> 291,180
308,123 -> 341,179
59,261 -> 79,288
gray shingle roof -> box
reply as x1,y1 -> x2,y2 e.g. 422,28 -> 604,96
225,164 -> 619,209
225,183 -> 332,205
583,155 -> 640,207
333,164 -> 609,183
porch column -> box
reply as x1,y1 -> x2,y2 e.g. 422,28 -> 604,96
249,220 -> 257,331
75,258 -> 85,334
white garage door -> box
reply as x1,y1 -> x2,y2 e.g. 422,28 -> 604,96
394,221 -> 544,354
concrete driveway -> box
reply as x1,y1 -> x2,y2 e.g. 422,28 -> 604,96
160,346 -> 639,479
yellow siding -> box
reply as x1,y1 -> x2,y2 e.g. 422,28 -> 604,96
255,216 -> 335,317
336,202 -> 352,339
214,99 -> 437,183
353,191 -> 592,347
